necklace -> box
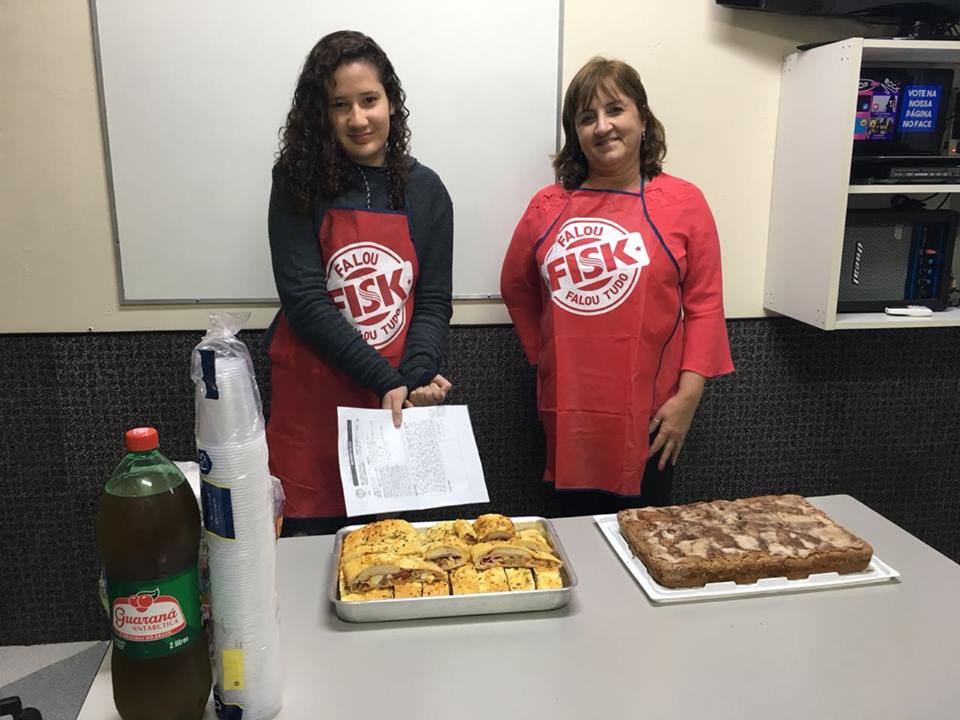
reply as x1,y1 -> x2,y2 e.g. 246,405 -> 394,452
356,166 -> 373,210
355,165 -> 393,210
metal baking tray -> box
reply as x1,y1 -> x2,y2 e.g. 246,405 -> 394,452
329,516 -> 578,622
595,513 -> 899,604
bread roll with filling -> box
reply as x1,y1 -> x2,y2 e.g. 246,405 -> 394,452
471,541 -> 562,570
424,521 -> 456,543
476,567 -> 510,593
342,519 -> 422,561
533,568 -> 563,589
453,519 -> 478,544
515,528 -> 553,553
473,514 -> 515,542
422,576 -> 451,596
342,552 -> 444,592
422,538 -> 470,570
505,568 -> 535,591
393,581 -> 423,599
339,569 -> 395,601
449,564 -> 480,595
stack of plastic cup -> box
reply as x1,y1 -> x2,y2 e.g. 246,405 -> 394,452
195,353 -> 282,720
195,356 -> 264,445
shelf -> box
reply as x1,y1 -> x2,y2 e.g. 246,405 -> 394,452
766,38 -> 960,331
862,39 -> 960,64
848,184 -> 960,194
834,307 -> 960,329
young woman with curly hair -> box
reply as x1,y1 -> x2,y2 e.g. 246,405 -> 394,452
267,31 -> 453,531
501,57 -> 734,516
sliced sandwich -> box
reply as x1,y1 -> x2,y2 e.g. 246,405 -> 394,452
424,521 -> 457,543
341,588 -> 394,602
452,519 -> 478,544
515,527 -> 553,553
471,541 -> 563,571
533,568 -> 563,590
341,519 -> 423,563
422,537 -> 471,570
339,569 -> 394,602
477,567 -> 510,593
425,519 -> 479,546
422,576 -> 451,596
449,564 -> 480,595
473,514 -> 515,542
342,552 -> 445,593
505,568 -> 535,591
393,581 -> 423,599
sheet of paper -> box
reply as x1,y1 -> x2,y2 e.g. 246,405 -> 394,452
337,405 -> 489,516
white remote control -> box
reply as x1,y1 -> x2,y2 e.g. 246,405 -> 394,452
884,305 -> 934,317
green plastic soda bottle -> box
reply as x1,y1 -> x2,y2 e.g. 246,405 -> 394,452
95,427 -> 212,720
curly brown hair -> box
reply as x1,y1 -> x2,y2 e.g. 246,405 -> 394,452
553,57 -> 666,189
276,31 -> 412,211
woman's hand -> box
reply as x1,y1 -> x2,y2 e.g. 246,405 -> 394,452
648,371 -> 706,470
404,374 -> 453,408
382,386 -> 409,427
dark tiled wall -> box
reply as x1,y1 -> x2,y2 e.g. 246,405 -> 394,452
1,319 -> 958,645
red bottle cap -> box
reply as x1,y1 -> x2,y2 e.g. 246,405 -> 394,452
125,427 -> 159,452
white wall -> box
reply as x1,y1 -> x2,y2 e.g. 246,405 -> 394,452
0,0 -> 879,332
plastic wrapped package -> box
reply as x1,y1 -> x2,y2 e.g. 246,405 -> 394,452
192,312 -> 283,720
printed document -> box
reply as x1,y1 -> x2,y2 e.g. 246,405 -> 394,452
337,405 -> 489,516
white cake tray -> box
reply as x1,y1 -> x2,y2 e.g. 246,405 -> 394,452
594,514 -> 899,604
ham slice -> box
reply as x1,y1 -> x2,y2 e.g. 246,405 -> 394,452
470,541 -> 562,570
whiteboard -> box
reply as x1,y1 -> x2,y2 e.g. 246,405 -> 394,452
92,0 -> 561,302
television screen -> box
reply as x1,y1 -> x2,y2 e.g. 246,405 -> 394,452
716,1 -> 960,23
716,1 -> 960,36
853,67 -> 954,155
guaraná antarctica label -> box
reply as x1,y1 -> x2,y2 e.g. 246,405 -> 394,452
107,565 -> 202,658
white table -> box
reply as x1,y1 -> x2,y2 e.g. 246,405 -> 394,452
79,495 -> 960,719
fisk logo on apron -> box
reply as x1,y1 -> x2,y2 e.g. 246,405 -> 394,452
540,217 -> 650,315
326,241 -> 414,349
531,191 -> 679,496
268,207 -> 418,518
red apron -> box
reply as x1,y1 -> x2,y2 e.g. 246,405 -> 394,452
267,208 -> 418,518
534,188 -> 683,495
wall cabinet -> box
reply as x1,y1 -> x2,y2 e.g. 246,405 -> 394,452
765,38 -> 960,330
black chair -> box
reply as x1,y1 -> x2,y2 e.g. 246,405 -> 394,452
0,697 -> 41,720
